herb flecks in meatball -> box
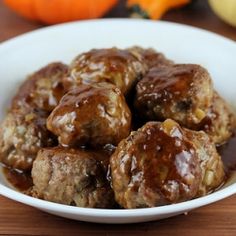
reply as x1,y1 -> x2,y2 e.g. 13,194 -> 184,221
47,82 -> 132,148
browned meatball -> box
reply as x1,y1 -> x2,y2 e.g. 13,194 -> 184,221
0,63 -> 66,170
194,92 -> 236,145
63,48 -> 147,95
110,119 -> 224,208
128,46 -> 173,69
12,62 -> 68,112
0,108 -> 56,170
47,83 -> 131,148
134,64 -> 214,127
186,128 -> 225,196
31,147 -> 115,208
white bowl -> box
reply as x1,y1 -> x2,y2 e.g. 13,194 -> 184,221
0,19 -> 235,224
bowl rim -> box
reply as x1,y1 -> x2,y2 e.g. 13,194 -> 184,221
0,182 -> 236,217
0,18 -> 235,50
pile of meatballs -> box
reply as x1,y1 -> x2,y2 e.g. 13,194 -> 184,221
0,47 -> 235,209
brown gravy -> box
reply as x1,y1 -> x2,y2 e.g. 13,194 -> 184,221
2,134 -> 236,192
3,167 -> 33,191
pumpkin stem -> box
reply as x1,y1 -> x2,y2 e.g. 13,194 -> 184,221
127,0 -> 191,20
129,4 -> 150,19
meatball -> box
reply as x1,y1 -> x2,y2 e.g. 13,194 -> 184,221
128,46 -> 173,69
0,108 -> 56,170
63,48 -> 147,95
31,147 -> 115,208
47,83 -> 131,148
195,92 -> 236,145
185,128 -> 225,196
12,62 -> 68,112
110,119 -> 224,208
134,64 -> 214,127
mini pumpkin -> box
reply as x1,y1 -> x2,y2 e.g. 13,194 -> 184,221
4,0 -> 118,24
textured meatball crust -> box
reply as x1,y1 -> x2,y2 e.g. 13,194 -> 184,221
110,120 -> 202,208
110,119 -> 225,209
47,83 -> 131,148
128,46 -> 173,69
0,108 -> 56,170
185,128 -> 225,196
32,147 -> 115,208
64,48 -> 147,95
12,62 -> 68,112
134,64 -> 214,127
195,92 -> 236,145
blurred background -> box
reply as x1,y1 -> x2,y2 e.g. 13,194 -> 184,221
0,0 -> 236,42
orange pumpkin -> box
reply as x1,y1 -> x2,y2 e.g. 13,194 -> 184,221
4,0 -> 118,24
127,0 -> 190,19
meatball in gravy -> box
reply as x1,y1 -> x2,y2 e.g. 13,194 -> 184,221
47,83 -> 131,148
32,147 -> 115,208
110,119 -> 224,208
0,108 -> 56,170
128,46 -> 173,69
195,92 -> 236,145
134,64 -> 213,127
12,62 -> 68,112
64,48 -> 147,95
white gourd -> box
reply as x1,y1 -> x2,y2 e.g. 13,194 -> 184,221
209,0 -> 236,27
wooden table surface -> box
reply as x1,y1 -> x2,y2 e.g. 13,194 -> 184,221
0,0 -> 236,235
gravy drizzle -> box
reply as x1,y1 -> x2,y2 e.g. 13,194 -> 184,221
2,133 -> 236,192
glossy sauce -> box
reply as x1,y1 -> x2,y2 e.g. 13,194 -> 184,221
66,48 -> 145,95
2,144 -> 116,192
2,134 -> 236,192
136,65 -> 203,107
3,166 -> 33,191
12,62 -> 68,112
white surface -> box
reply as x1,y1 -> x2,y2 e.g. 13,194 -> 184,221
0,19 -> 236,224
